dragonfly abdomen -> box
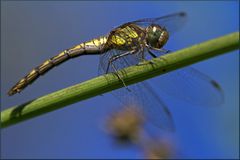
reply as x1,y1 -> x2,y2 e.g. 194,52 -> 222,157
8,50 -> 74,96
8,36 -> 108,96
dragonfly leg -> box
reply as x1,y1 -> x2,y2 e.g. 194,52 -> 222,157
105,50 -> 137,92
137,49 -> 156,66
111,62 -> 131,91
149,48 -> 171,63
148,49 -> 157,58
105,50 -> 136,74
160,48 -> 170,54
146,44 -> 170,54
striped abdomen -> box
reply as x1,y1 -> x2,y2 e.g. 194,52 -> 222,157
8,36 -> 108,96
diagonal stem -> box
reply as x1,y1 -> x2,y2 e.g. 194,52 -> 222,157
1,32 -> 239,128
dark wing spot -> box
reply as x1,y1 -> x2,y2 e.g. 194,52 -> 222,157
211,80 -> 222,91
179,12 -> 187,17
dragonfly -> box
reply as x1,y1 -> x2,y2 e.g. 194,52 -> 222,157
8,12 -> 223,130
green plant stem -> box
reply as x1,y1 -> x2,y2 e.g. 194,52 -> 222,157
1,32 -> 239,128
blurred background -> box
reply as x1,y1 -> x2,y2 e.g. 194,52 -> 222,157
1,1 -> 239,159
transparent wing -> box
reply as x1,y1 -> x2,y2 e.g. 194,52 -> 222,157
152,67 -> 224,106
130,12 -> 187,35
149,49 -> 224,106
98,49 -> 175,131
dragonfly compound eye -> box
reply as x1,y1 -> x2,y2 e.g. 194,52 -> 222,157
146,25 -> 169,49
157,29 -> 169,49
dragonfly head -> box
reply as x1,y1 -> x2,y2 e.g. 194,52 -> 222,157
146,24 -> 169,49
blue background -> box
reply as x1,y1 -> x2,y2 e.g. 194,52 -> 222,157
1,1 -> 239,159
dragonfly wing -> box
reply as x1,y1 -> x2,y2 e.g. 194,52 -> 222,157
98,48 -> 141,75
152,67 -> 224,107
148,49 -> 224,106
130,12 -> 187,35
113,81 -> 175,131
98,49 -> 175,131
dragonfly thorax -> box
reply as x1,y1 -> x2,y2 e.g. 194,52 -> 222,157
145,24 -> 169,49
